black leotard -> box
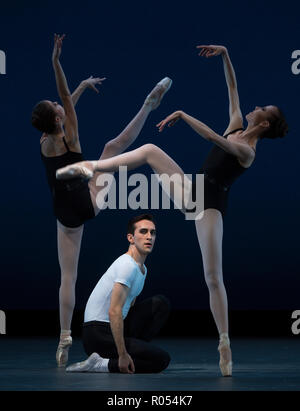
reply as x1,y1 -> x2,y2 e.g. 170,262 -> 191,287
192,128 -> 249,218
41,137 -> 95,228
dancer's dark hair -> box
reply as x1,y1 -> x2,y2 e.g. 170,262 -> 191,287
261,107 -> 288,139
31,101 -> 58,134
127,214 -> 156,235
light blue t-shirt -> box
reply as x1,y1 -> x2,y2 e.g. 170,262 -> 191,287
84,254 -> 147,323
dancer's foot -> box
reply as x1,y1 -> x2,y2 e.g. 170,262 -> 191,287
218,333 -> 232,377
56,335 -> 72,367
144,77 -> 172,110
56,161 -> 97,181
66,352 -> 108,373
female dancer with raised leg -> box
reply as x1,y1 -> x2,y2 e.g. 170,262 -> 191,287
56,45 -> 288,376
31,34 -> 172,366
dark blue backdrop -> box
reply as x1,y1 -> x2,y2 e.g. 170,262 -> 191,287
0,0 -> 299,311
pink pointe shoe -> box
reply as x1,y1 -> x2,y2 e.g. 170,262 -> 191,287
56,336 -> 72,367
218,333 -> 233,377
56,161 -> 97,180
144,77 -> 172,110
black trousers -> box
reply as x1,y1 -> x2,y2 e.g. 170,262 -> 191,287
82,295 -> 171,373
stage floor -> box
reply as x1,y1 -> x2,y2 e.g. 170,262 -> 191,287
0,337 -> 299,391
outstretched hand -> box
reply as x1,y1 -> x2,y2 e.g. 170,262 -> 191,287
156,111 -> 183,132
82,76 -> 107,94
196,44 -> 227,58
52,33 -> 65,61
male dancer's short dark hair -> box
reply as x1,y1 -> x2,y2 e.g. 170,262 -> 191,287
127,214 -> 156,235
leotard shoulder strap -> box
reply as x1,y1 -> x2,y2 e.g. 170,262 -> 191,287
62,136 -> 71,152
223,128 -> 244,138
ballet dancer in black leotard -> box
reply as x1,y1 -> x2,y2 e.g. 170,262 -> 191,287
31,34 -> 172,367
56,44 -> 288,376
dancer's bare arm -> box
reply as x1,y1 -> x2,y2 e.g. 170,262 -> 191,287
72,76 -> 106,106
157,111 -> 254,164
109,283 -> 135,374
197,45 -> 243,134
52,34 -> 78,145
40,77 -> 105,142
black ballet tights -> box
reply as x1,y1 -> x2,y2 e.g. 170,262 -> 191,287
82,295 -> 171,373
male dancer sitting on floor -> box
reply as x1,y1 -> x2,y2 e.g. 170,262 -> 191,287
67,214 -> 171,374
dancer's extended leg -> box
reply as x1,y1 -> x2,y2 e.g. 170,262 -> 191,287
88,77 -> 172,215
56,220 -> 84,366
58,143 -> 191,211
195,209 -> 232,376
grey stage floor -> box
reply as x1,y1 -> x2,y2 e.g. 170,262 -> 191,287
0,337 -> 299,391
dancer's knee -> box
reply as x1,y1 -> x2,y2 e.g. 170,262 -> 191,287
153,294 -> 171,315
57,220 -> 83,235
153,349 -> 171,373
205,270 -> 223,291
60,271 -> 77,287
142,143 -> 160,159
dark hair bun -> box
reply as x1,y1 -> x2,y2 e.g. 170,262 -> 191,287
262,107 -> 288,139
31,101 -> 57,134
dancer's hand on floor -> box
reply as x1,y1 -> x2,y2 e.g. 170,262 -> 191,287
118,353 -> 135,374
82,76 -> 107,94
52,33 -> 66,61
196,44 -> 227,57
156,111 -> 183,132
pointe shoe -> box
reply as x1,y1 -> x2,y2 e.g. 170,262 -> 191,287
218,333 -> 233,377
66,352 -> 102,372
56,161 -> 96,181
56,336 -> 72,367
144,77 -> 173,110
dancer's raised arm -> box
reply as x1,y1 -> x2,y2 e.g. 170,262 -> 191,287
197,45 -> 243,134
52,34 -> 78,143
40,76 -> 106,142
157,110 -> 253,164
71,76 -> 106,107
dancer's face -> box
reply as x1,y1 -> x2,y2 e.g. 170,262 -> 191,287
245,105 -> 278,126
127,220 -> 156,255
45,100 -> 66,123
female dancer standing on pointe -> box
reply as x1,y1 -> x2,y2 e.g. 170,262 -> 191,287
31,33 -> 172,366
57,45 -> 288,376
